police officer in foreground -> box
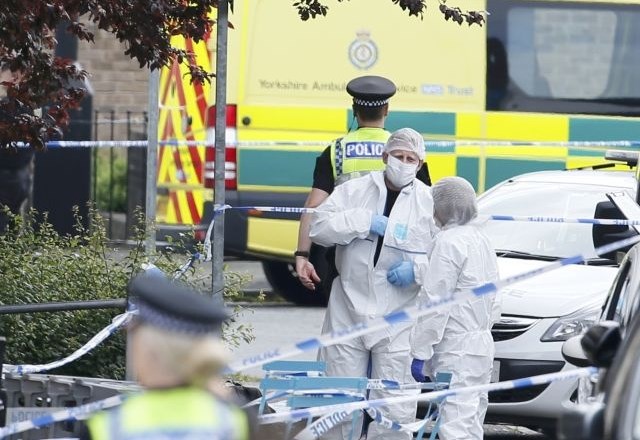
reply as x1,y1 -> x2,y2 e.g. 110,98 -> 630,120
295,75 -> 431,296
82,274 -> 252,440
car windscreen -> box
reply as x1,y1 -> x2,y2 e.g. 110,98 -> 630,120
478,180 -> 634,259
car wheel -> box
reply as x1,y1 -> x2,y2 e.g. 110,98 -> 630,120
262,260 -> 327,306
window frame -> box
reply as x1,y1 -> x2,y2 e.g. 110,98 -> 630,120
486,0 -> 640,116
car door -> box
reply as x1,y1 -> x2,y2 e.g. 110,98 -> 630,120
577,244 -> 640,403
602,244 -> 640,337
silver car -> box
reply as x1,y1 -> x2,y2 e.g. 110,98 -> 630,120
478,168 -> 637,435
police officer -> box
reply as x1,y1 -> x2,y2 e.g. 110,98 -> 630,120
83,274 -> 251,440
295,75 -> 431,295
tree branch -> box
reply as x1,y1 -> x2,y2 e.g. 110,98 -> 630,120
293,0 -> 486,25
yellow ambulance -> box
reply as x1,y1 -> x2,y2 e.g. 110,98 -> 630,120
156,0 -> 640,305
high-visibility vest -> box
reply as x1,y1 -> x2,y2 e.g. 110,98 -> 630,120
330,127 -> 390,186
86,387 -> 250,440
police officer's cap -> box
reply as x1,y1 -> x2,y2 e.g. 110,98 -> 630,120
347,76 -> 396,107
128,274 -> 230,334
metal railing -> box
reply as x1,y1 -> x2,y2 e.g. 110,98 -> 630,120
91,110 -> 148,240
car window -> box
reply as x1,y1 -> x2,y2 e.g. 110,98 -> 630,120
507,7 -> 620,100
602,248 -> 640,338
487,0 -> 640,114
479,181 -> 633,258
492,2 -> 640,99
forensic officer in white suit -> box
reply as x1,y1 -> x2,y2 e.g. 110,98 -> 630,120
309,128 -> 438,439
410,176 -> 500,440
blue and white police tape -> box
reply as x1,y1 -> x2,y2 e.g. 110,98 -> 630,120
242,379 -> 435,409
173,252 -> 202,279
297,406 -> 428,440
486,215 -> 640,226
366,379 -> 438,390
0,395 -> 124,438
201,204 -> 326,262
262,366 -> 597,429
295,367 -> 596,439
5,311 -> 134,375
422,140 -> 640,149
34,139 -> 640,149
226,233 -> 640,374
5,261 -> 187,375
365,407 -> 427,434
199,203 -> 640,263
215,205 -> 640,226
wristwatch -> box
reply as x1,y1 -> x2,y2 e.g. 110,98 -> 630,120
294,250 -> 310,258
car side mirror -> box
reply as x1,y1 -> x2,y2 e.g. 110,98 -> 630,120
592,201 -> 636,260
562,335 -> 592,367
581,321 -> 622,368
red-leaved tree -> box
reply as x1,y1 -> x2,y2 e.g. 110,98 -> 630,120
294,0 -> 486,25
0,0 -> 218,149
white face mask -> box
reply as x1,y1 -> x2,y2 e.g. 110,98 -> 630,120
385,154 -> 418,188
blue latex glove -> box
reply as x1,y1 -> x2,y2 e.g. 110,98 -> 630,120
387,261 -> 415,287
370,214 -> 388,236
411,359 -> 427,383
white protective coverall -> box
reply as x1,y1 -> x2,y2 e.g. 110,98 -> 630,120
310,170 -> 437,440
411,176 -> 500,440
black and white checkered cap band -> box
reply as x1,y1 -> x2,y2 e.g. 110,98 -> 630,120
132,300 -> 220,335
353,97 -> 390,107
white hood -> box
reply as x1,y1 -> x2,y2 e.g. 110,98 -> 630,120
497,257 -> 618,318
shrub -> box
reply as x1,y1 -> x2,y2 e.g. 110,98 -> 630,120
95,149 -> 127,213
0,207 -> 253,379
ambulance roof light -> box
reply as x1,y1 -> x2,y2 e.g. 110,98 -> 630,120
604,150 -> 639,167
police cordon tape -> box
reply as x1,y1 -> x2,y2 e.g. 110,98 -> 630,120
297,406 -> 431,440
4,262 -> 191,376
485,215 -> 640,225
263,367 -> 597,434
225,233 -> 640,374
4,311 -> 135,375
242,379 -> 438,409
0,367 -> 595,438
202,204 -> 640,262
214,204 -> 640,226
15,139 -> 640,149
0,395 -> 124,438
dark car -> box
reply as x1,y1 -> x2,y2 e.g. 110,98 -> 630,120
558,240 -> 640,439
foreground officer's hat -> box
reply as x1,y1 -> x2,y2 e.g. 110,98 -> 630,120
346,76 -> 396,107
128,273 -> 230,335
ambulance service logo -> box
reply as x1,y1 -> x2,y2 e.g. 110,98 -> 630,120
349,30 -> 378,70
